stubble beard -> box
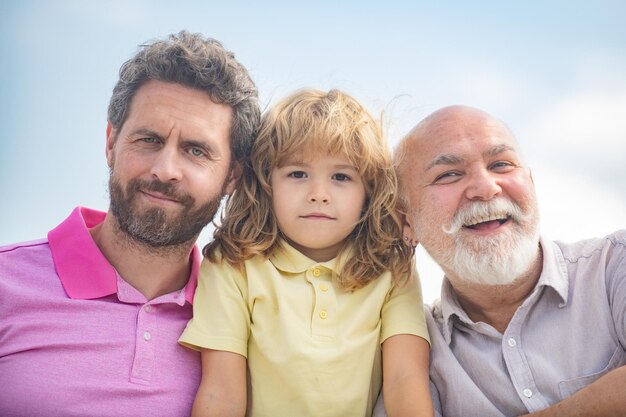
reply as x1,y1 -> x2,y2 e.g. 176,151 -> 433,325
416,197 -> 540,286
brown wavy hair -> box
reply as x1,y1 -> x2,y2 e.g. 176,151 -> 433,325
205,88 -> 414,291
108,31 -> 260,163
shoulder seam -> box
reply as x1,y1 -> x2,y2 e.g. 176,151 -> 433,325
562,234 -> 625,264
0,239 -> 49,253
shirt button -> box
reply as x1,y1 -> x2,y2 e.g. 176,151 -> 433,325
312,268 -> 321,277
320,284 -> 328,292
507,338 -> 517,347
523,388 -> 533,398
145,305 -> 153,313
319,310 -> 328,319
143,331 -> 152,341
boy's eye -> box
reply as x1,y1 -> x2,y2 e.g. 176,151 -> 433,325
288,171 -> 307,179
332,173 -> 351,182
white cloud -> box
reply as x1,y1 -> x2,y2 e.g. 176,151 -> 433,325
568,47 -> 626,91
533,165 -> 626,241
517,77 -> 626,208
416,247 -> 444,305
523,89 -> 626,158
458,66 -> 526,114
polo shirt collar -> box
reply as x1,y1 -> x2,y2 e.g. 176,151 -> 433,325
269,239 -> 344,274
438,236 -> 569,344
48,206 -> 200,303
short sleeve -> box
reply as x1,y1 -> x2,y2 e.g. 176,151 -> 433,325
178,257 -> 250,357
607,233 -> 626,348
380,271 -> 430,345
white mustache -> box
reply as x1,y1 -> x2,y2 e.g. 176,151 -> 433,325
442,198 -> 528,235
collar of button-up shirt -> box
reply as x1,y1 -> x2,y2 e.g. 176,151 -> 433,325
437,236 -> 569,344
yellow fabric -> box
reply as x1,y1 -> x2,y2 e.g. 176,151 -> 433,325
180,241 -> 429,417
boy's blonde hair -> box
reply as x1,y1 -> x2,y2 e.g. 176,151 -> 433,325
205,88 -> 413,290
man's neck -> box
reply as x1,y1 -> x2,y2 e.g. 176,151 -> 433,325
447,250 -> 544,334
89,213 -> 195,300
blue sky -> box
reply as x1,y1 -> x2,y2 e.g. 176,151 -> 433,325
2,1 -> 625,301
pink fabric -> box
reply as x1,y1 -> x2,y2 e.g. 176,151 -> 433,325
0,207 -> 202,417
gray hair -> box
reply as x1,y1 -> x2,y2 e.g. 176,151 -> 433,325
107,30 -> 260,162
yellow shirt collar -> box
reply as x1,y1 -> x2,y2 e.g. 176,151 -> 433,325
269,239 -> 354,274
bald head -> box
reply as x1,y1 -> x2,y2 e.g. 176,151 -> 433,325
397,106 -> 518,172
395,106 -> 524,205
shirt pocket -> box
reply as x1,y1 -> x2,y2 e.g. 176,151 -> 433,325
558,345 -> 626,399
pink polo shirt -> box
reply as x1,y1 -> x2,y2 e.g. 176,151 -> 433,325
0,207 -> 202,417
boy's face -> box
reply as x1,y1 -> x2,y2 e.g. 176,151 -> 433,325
270,152 -> 366,262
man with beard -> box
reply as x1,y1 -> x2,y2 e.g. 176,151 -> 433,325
0,31 -> 259,417
392,106 -> 625,416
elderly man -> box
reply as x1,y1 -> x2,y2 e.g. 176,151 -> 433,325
0,31 -> 259,416
395,106 -> 625,416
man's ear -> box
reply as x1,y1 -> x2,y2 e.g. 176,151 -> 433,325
224,161 -> 243,196
401,212 -> 419,248
105,122 -> 116,168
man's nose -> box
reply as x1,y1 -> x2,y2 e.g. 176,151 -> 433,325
465,169 -> 501,201
150,146 -> 183,183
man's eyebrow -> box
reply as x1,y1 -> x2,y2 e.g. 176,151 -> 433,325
426,154 -> 463,171
484,144 -> 515,157
425,144 -> 516,171
131,128 -> 164,140
131,128 -> 217,153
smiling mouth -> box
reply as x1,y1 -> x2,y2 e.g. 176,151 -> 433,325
141,190 -> 180,204
464,215 -> 510,231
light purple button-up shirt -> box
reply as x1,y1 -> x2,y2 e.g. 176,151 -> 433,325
425,232 -> 626,416
0,207 -> 202,417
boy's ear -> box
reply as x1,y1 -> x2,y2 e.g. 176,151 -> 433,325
224,161 -> 243,196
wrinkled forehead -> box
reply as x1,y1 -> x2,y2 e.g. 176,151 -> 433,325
413,116 -> 520,164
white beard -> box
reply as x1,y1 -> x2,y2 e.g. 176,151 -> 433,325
448,227 -> 539,285
435,198 -> 540,286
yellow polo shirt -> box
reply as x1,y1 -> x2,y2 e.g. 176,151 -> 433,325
180,241 -> 429,417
